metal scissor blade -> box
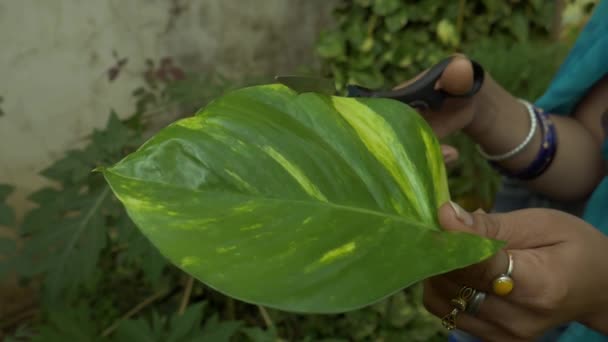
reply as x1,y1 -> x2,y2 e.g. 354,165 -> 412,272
274,75 -> 337,95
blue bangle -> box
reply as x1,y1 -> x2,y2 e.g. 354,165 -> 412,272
491,105 -> 557,180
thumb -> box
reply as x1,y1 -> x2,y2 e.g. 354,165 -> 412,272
436,201 -> 571,294
439,201 -> 566,249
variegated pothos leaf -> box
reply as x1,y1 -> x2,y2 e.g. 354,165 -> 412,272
103,84 -> 502,313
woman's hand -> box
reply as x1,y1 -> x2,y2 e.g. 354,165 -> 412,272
394,55 -> 490,167
423,202 -> 608,341
400,54 -> 605,200
394,56 -> 482,139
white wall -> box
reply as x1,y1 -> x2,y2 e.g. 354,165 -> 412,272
0,0 -> 335,216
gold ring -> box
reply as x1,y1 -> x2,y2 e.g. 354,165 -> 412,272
492,251 -> 514,296
442,286 -> 476,330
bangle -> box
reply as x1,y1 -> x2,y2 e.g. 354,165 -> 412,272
477,99 -> 537,161
491,106 -> 557,180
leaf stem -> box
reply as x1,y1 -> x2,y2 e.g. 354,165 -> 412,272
101,287 -> 169,337
178,276 -> 194,315
257,305 -> 275,331
226,297 -> 235,320
50,186 -> 110,296
456,0 -> 466,42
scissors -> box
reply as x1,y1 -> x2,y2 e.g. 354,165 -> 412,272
275,56 -> 485,111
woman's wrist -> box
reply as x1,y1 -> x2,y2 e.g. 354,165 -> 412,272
462,74 -> 543,172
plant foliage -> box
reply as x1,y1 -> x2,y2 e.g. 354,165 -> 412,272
102,84 -> 502,313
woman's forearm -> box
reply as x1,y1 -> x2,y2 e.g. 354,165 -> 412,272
464,73 -> 606,201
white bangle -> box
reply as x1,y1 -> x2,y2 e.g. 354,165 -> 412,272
477,99 -> 537,161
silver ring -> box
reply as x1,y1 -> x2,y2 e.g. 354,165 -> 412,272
465,291 -> 486,315
506,252 -> 513,277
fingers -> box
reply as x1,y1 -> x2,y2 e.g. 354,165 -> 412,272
436,57 -> 474,95
445,249 -> 511,294
439,203 -> 569,249
436,203 -> 567,297
422,280 -> 520,342
393,54 -> 473,96
424,277 -> 549,341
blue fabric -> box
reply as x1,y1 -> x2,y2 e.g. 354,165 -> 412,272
535,0 -> 608,116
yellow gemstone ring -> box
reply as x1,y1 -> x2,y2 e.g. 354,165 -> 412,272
492,251 -> 514,296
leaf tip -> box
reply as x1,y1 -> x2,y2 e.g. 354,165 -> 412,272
91,166 -> 106,174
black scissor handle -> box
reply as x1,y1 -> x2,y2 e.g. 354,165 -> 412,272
345,56 -> 485,111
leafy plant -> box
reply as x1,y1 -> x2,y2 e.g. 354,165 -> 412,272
0,63 -> 262,340
315,0 -> 578,211
0,112 -> 164,303
317,0 -> 557,91
102,84 -> 502,313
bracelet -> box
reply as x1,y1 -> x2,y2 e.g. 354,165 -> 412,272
491,106 -> 557,180
477,99 -> 537,161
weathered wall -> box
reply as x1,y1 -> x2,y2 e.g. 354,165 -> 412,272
0,0 -> 335,216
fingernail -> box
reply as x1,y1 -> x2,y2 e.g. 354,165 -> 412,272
474,208 -> 487,214
449,201 -> 473,226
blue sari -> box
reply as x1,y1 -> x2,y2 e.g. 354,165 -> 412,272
523,0 -> 608,339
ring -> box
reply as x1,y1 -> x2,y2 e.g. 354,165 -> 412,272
492,251 -> 514,296
465,291 -> 486,315
442,286 -> 477,330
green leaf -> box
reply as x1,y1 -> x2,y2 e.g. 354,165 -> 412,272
241,327 -> 276,342
509,13 -> 529,42
436,19 -> 459,47
113,303 -> 235,342
31,306 -> 98,342
199,315 -> 241,342
167,303 -> 205,342
372,0 -> 400,16
115,209 -> 167,284
0,184 -> 15,226
529,0 -> 543,11
114,318 -> 160,342
348,69 -> 385,89
0,237 -> 16,255
103,84 -> 503,313
354,0 -> 371,7
385,9 -> 409,32
93,111 -> 132,156
13,185 -> 110,298
316,31 -> 345,59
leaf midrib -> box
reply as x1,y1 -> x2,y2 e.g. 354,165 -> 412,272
105,169 -> 437,231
